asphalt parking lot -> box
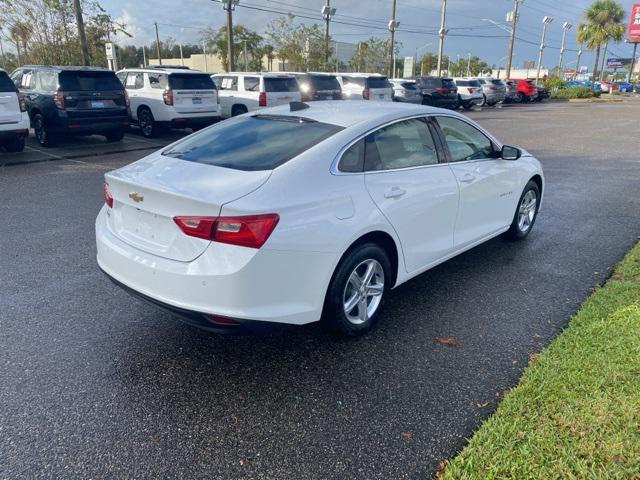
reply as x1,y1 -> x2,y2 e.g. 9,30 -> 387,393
2,101 -> 640,479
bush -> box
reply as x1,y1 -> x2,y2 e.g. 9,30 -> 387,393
551,86 -> 595,99
542,75 -> 565,93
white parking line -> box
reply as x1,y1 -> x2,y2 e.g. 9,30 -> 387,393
24,146 -> 64,160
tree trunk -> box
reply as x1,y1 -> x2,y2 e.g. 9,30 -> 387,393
592,44 -> 601,82
73,0 -> 90,66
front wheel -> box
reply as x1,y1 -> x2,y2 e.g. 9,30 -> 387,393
504,181 -> 540,241
323,244 -> 391,337
105,129 -> 125,142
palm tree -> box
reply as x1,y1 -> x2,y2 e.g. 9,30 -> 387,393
577,0 -> 626,81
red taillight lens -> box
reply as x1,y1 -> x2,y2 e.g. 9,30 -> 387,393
435,87 -> 448,94
124,90 -> 130,108
467,87 -> 474,94
163,88 -> 174,105
363,87 -> 370,100
103,182 -> 113,208
17,92 -> 27,112
173,214 -> 280,249
53,90 -> 65,109
258,91 -> 267,107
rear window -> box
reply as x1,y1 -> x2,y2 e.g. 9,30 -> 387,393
442,78 -> 456,89
490,79 -> 503,85
456,80 -> 471,86
344,76 -> 366,87
308,75 -> 341,91
264,77 -> 299,92
59,71 -> 123,91
366,77 -> 391,88
162,115 -> 343,171
401,82 -> 417,90
0,72 -> 16,92
169,73 -> 215,90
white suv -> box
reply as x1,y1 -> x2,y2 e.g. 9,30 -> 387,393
211,73 -> 301,118
116,67 -> 220,137
0,69 -> 29,152
336,73 -> 393,101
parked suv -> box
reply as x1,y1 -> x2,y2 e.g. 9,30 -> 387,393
292,73 -> 342,101
389,79 -> 422,103
415,76 -> 458,109
508,79 -> 538,102
475,77 -> 506,106
11,66 -> 129,147
212,73 -> 301,118
453,78 -> 483,110
117,67 -> 220,137
335,74 -> 393,101
0,69 -> 29,152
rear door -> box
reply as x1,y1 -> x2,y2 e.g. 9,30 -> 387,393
169,73 -> 218,114
366,77 -> 393,101
214,75 -> 238,117
263,77 -> 301,106
123,71 -> 144,119
363,117 -> 459,273
58,70 -> 127,119
0,72 -> 21,124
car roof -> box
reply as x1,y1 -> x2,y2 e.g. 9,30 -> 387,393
390,78 -> 415,82
19,65 -> 111,72
336,72 -> 387,78
118,67 -> 206,75
212,72 -> 297,78
251,101 -> 459,128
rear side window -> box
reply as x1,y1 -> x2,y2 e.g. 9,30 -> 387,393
169,74 -> 215,90
243,77 -> 260,92
264,78 -> 299,92
162,115 -> 343,171
125,72 -> 144,89
309,75 -> 341,91
366,77 -> 391,88
148,73 -> 168,89
59,71 -> 123,91
38,72 -> 58,91
0,72 -> 16,92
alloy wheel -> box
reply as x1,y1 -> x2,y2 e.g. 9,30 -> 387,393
139,111 -> 153,137
342,259 -> 385,325
518,190 -> 537,233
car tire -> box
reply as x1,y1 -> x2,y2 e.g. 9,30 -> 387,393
515,92 -> 525,103
231,105 -> 248,117
105,129 -> 125,142
479,94 -> 487,107
504,180 -> 541,241
138,108 -> 157,138
33,113 -> 55,147
323,243 -> 391,337
3,135 -> 26,152
463,102 -> 474,110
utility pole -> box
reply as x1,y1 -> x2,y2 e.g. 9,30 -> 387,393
225,0 -> 235,72
73,0 -> 90,65
629,42 -> 638,82
466,52 -> 471,76
154,22 -> 162,65
536,16 -> 554,83
388,0 -> 399,78
505,0 -> 521,79
142,45 -> 147,67
575,44 -> 583,79
203,42 -> 209,71
179,43 -> 184,66
322,1 -> 336,67
244,40 -> 248,71
436,0 -> 447,76
558,22 -> 572,76
600,40 -> 609,81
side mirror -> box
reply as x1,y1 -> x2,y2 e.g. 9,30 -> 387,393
501,145 -> 522,161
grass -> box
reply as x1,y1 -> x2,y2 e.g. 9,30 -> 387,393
438,242 -> 640,480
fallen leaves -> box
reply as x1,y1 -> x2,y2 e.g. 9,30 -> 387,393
529,353 -> 541,362
435,460 -> 447,477
476,402 -> 489,408
401,431 -> 412,441
435,336 -> 460,347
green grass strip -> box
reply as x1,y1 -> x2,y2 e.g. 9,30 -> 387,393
440,242 -> 640,480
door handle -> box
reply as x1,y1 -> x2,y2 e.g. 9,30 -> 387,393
459,173 -> 476,184
384,187 -> 406,199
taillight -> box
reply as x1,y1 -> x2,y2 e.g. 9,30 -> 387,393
173,214 -> 280,249
103,182 -> 113,208
17,92 -> 26,112
163,88 -> 174,106
363,87 -> 370,100
124,90 -> 130,108
435,87 -> 448,94
53,90 -> 65,109
258,91 -> 267,107
467,87 -> 474,94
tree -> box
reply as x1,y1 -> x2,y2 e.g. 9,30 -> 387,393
577,0 -> 626,81
266,15 -> 332,72
202,25 -> 263,72
349,37 -> 391,73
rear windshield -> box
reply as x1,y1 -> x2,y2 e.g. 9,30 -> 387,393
401,82 -> 417,90
169,74 -> 215,90
59,71 -> 123,91
442,78 -> 456,89
264,77 -> 299,92
308,75 -> 340,91
490,79 -> 503,85
0,72 -> 16,92
456,80 -> 472,86
162,115 -> 343,171
367,77 -> 391,88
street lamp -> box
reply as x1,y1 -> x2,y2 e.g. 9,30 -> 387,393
536,16 -> 554,83
558,21 -> 572,77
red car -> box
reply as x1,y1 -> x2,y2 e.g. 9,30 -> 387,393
598,81 -> 617,93
508,79 -> 538,103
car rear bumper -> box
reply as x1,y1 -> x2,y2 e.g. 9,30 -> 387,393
95,206 -> 335,327
0,113 -> 30,137
50,113 -> 129,134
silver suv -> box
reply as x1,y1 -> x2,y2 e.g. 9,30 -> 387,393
475,78 -> 507,106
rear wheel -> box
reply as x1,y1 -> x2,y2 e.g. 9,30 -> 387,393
462,102 -> 474,110
515,92 -> 525,103
504,181 -> 540,241
33,113 -> 55,147
231,105 -> 248,117
323,243 -> 391,337
3,135 -> 26,152
479,94 -> 487,107
105,129 -> 125,142
138,108 -> 157,138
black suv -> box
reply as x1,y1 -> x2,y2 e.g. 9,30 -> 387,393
10,66 -> 129,147
295,73 -> 343,101
415,76 -> 458,109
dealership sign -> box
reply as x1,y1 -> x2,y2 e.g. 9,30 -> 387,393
606,58 -> 630,68
629,3 -> 640,41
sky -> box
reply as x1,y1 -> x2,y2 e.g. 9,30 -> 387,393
102,0 -> 640,70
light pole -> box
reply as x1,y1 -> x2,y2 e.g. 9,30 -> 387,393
506,0 -> 522,78
436,0 -> 448,76
388,0 -> 399,78
575,44 -> 583,79
536,16 -> 554,83
466,52 -> 471,76
322,2 -> 336,67
558,22 -> 572,77
213,0 -> 240,72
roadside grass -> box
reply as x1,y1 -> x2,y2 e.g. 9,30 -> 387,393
439,242 -> 640,480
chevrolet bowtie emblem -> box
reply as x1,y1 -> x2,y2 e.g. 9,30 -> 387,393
129,192 -> 144,203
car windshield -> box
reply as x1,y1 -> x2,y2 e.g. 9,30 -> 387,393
0,72 -> 16,92
367,77 -> 391,88
162,115 -> 343,171
264,77 -> 299,92
308,75 -> 341,91
169,74 -> 215,90
59,71 -> 123,91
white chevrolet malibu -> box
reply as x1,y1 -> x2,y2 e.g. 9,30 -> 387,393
96,101 -> 543,336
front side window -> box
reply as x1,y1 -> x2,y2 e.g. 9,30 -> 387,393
243,76 -> 260,92
365,118 -> 439,171
20,71 -> 35,89
435,116 -> 494,162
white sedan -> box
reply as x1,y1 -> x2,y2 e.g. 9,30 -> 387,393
96,101 -> 543,336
